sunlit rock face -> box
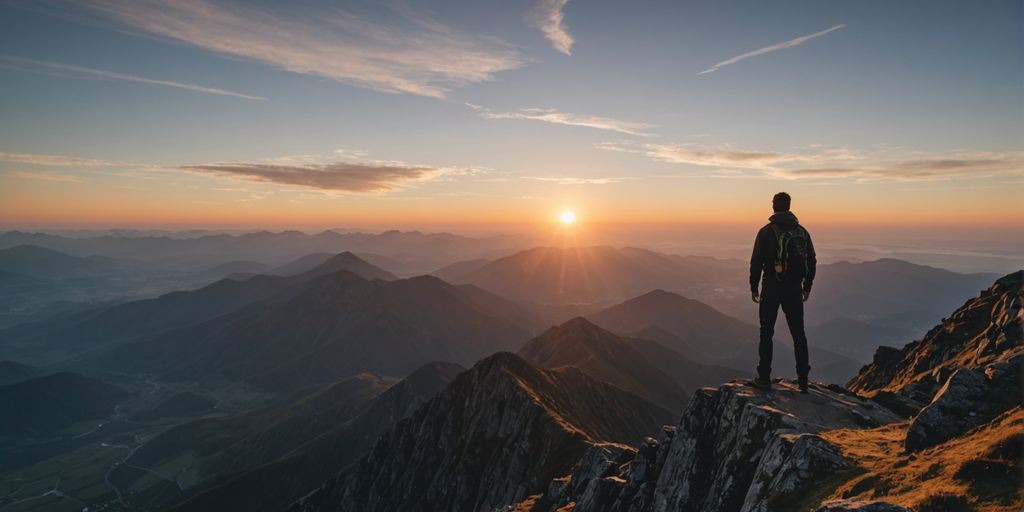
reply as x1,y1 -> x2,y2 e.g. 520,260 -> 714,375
531,379 -> 900,512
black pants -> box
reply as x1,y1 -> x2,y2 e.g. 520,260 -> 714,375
758,281 -> 810,380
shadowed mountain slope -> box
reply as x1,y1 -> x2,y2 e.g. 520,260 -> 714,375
587,289 -> 753,360
519,317 -> 689,412
588,289 -> 861,384
0,372 -> 130,437
271,251 -> 398,280
293,353 -> 675,512
166,361 -> 465,512
0,360 -> 43,386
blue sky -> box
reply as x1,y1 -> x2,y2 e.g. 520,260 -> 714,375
0,0 -> 1021,229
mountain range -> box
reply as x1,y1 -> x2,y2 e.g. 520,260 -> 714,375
78,270 -> 536,390
294,271 -> 1021,512
0,230 -> 526,274
0,252 -> 402,365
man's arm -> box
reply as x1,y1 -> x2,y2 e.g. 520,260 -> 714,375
749,228 -> 764,297
802,227 -> 817,293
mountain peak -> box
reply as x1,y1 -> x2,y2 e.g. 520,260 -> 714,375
292,352 -> 674,512
519,318 -> 690,413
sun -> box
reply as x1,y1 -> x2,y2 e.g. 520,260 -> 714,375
559,210 -> 576,224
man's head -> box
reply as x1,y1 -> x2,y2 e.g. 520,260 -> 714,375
772,192 -> 791,213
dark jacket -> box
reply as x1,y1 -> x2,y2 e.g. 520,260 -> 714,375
749,211 -> 817,293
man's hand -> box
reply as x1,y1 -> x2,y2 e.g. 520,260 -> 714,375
751,291 -> 760,303
802,290 -> 810,302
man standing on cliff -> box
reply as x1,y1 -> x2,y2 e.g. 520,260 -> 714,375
749,192 -> 817,393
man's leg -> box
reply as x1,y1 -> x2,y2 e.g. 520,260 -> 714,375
780,287 -> 810,380
757,289 -> 781,380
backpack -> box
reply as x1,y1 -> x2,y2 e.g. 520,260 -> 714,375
769,224 -> 808,280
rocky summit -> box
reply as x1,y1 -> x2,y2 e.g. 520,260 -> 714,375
515,271 -> 1023,512
287,272 -> 1022,512
526,379 -> 901,512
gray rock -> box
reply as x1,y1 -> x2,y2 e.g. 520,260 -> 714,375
742,433 -> 850,512
545,379 -> 902,512
905,353 -> 1022,451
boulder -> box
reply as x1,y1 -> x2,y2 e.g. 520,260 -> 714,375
905,353 -> 1022,451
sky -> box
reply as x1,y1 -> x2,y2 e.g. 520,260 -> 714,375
0,0 -> 1021,233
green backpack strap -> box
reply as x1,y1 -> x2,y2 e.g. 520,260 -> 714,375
769,224 -> 788,261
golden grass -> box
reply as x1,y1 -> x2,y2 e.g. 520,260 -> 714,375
821,407 -> 1023,512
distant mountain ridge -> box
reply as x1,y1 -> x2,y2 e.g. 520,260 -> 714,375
0,252 -> 398,365
440,245 -> 735,306
0,229 -> 525,273
0,244 -> 130,279
80,270 -> 537,390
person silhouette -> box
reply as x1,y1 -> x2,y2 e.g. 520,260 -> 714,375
749,192 -> 816,393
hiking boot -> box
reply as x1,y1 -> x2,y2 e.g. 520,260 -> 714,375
798,376 -> 809,394
751,376 -> 772,390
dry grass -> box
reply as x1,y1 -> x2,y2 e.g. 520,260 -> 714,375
821,407 -> 1023,512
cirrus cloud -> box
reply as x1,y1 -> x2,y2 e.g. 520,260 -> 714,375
180,160 -> 472,192
470,104 -> 652,136
72,0 -> 526,98
598,141 -> 1024,182
527,0 -> 574,55
699,24 -> 846,75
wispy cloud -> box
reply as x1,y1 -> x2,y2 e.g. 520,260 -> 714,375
527,0 -> 574,55
181,160 -> 472,192
470,104 -> 652,136
598,141 -> 1024,182
523,176 -> 628,185
0,151 -> 113,167
0,56 -> 266,100
784,155 -> 1024,181
75,0 -> 525,98
698,24 -> 845,75
8,170 -> 85,182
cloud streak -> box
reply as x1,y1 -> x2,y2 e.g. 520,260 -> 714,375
0,151 -> 113,167
523,176 -> 628,185
181,161 -> 467,192
598,142 -> 1024,182
698,24 -> 845,75
0,56 -> 266,100
75,0 -> 525,98
471,105 -> 652,136
527,0 -> 574,55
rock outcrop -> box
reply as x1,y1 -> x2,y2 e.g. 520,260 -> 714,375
292,352 -> 675,512
848,270 -> 1022,451
904,351 -> 1022,450
530,379 -> 901,512
848,270 -> 1022,402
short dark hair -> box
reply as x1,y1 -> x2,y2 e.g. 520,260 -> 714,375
772,192 -> 791,213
